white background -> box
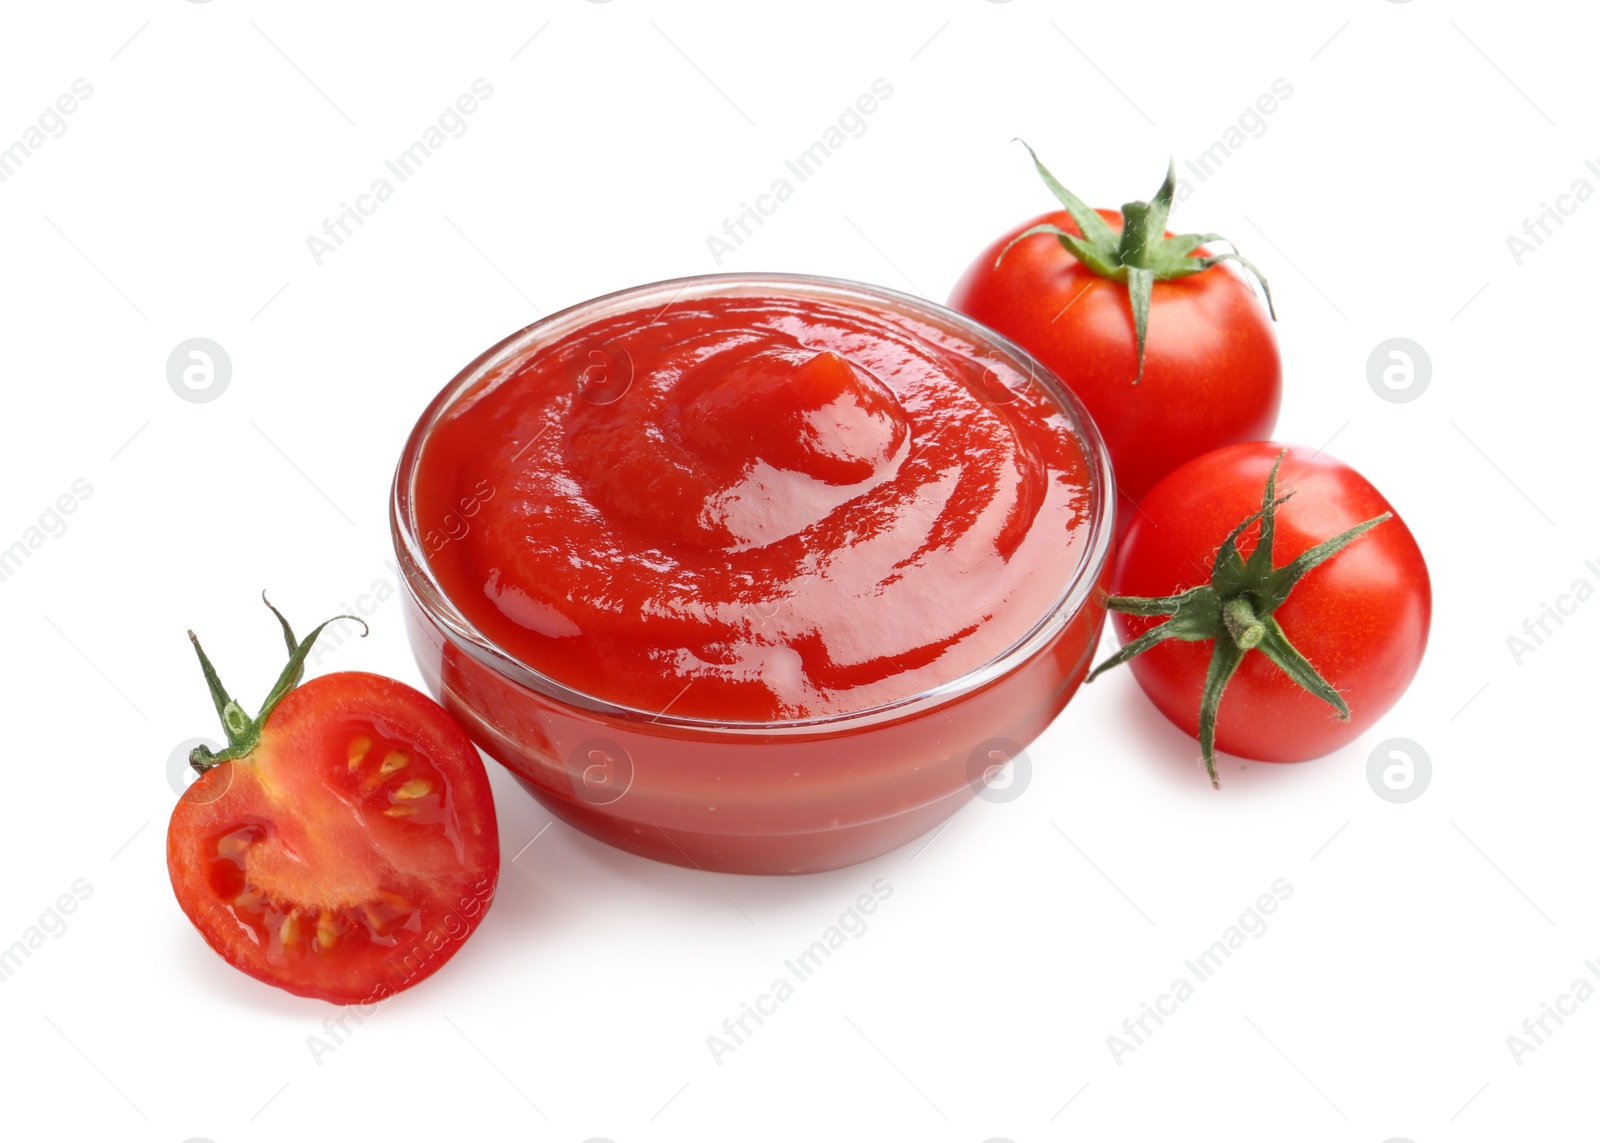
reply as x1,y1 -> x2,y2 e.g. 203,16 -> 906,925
0,1 -> 1592,1140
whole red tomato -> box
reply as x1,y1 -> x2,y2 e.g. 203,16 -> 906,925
1092,444 -> 1430,785
949,146 -> 1281,523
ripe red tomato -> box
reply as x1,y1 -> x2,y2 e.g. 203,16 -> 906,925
1097,444 -> 1430,782
168,604 -> 499,1003
949,149 -> 1280,523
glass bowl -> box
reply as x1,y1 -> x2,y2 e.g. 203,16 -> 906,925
391,273 -> 1114,874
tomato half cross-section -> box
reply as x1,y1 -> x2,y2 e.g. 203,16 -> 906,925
167,598 -> 500,1003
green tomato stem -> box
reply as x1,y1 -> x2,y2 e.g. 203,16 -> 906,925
1223,597 -> 1266,651
998,142 -> 1276,382
185,596 -> 368,775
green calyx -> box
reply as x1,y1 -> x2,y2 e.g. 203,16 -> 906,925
187,594 -> 367,774
995,141 -> 1277,382
1085,452 -> 1391,789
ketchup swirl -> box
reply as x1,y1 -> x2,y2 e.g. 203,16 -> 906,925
415,293 -> 1094,721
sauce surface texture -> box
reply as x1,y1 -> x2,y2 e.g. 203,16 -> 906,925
415,293 -> 1094,721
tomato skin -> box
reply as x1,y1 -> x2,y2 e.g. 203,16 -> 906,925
949,209 -> 1281,522
168,671 -> 499,1003
1111,444 -> 1430,763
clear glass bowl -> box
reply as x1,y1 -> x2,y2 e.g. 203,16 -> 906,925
391,273 -> 1115,874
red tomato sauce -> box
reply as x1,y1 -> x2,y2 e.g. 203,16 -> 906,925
413,293 -> 1095,723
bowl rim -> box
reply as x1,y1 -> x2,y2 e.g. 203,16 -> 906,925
390,270 -> 1116,734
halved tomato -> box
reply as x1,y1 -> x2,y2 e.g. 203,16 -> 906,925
168,601 -> 499,1003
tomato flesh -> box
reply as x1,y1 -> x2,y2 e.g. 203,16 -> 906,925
168,672 -> 499,1003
